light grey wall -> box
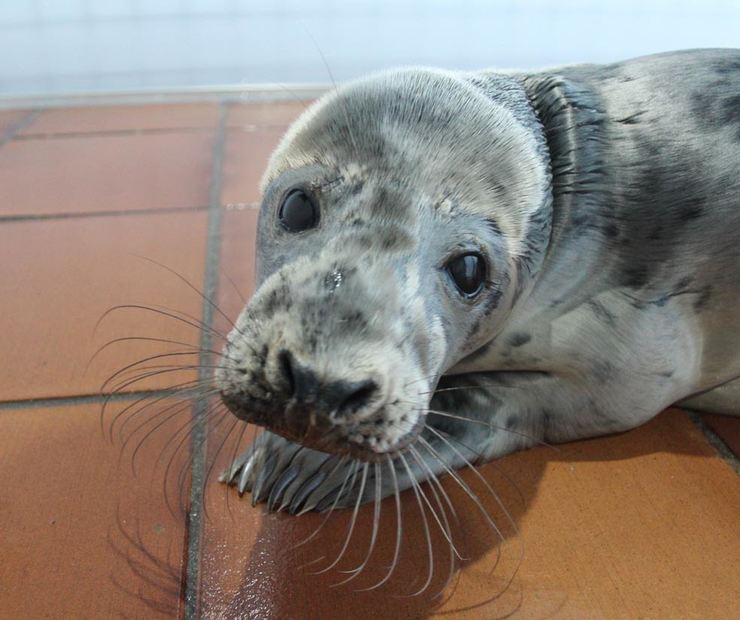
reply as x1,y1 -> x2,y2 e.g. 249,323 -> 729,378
1,0 -> 738,96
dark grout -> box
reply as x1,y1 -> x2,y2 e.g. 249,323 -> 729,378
0,205 -> 209,224
184,102 -> 229,620
0,388 -> 189,411
14,123 -> 290,142
0,109 -> 41,147
15,126 -> 215,141
687,411 -> 740,474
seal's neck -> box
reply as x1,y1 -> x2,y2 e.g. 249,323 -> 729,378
521,74 -> 608,244
516,74 -> 611,314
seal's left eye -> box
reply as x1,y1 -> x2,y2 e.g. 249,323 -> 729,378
446,253 -> 486,298
278,189 -> 319,232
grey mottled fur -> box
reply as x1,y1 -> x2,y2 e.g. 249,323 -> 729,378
216,49 -> 739,512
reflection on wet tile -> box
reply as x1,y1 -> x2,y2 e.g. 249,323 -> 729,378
196,410 -> 740,618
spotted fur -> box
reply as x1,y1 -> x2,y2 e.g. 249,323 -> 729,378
217,49 -> 739,512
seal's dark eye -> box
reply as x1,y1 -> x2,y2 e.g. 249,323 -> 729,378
278,189 -> 319,232
446,253 -> 485,297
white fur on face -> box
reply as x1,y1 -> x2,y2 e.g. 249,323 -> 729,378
217,250 -> 440,457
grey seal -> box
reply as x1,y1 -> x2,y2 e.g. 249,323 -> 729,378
215,49 -> 739,513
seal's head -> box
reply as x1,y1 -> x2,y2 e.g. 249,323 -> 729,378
217,68 -> 551,461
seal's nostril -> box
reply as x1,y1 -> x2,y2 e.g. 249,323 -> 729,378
336,380 -> 378,418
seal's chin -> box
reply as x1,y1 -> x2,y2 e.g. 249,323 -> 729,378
219,392 -> 426,463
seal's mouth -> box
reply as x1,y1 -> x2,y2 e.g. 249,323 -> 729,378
219,391 -> 427,463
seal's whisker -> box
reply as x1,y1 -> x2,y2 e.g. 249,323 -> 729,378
87,335 -> 233,376
416,434 -> 505,584
357,455 -> 403,592
120,398 -> 194,468
423,428 -> 519,537
221,269 -> 248,306
101,354 -> 226,392
127,390 -> 222,476
154,394 -> 223,474
420,384 -> 519,396
201,414 -> 241,522
130,254 -> 246,337
315,462 -> 368,576
402,372 -> 439,390
406,447 -> 463,566
433,426 -> 528,511
398,452 -> 434,597
104,366 -> 219,395
96,304 -> 229,343
417,434 -> 505,543
408,445 -> 465,562
173,400 -> 229,514
408,445 -> 461,599
419,432 -> 517,589
110,378 -> 213,443
119,391 -> 202,453
423,431 -> 526,601
107,364 -> 226,391
303,27 -> 360,159
101,353 -> 224,393
334,461 -> 382,585
425,407 -> 556,451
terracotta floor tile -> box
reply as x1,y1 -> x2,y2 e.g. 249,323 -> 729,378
702,413 -> 740,458
196,409 -> 739,619
213,208 -> 259,330
0,132 -> 214,217
0,110 -> 30,136
226,100 -> 310,129
19,103 -> 220,136
0,211 -> 208,401
221,129 -> 285,207
0,400 -> 190,618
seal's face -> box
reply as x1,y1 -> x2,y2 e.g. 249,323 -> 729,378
217,69 -> 550,460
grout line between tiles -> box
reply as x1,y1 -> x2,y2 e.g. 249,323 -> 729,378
184,103 -> 228,620
0,109 -> 41,147
15,126 -> 215,141
687,411 -> 740,474
0,388 -> 187,411
0,204 -> 209,224
14,122 -> 290,142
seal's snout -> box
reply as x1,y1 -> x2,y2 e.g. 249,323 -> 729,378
277,349 -> 379,422
216,251 -> 441,459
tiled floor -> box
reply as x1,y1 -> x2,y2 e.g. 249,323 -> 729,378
0,100 -> 737,620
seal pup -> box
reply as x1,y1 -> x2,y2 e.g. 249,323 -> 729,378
216,49 -> 739,513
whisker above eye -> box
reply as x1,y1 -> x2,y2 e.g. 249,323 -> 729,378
129,253 -> 246,337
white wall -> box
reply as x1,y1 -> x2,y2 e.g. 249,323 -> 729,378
1,0 -> 738,96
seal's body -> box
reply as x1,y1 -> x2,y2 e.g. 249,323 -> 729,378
217,49 -> 739,511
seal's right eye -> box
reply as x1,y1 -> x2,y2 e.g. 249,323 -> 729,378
278,189 -> 319,232
446,252 -> 486,298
